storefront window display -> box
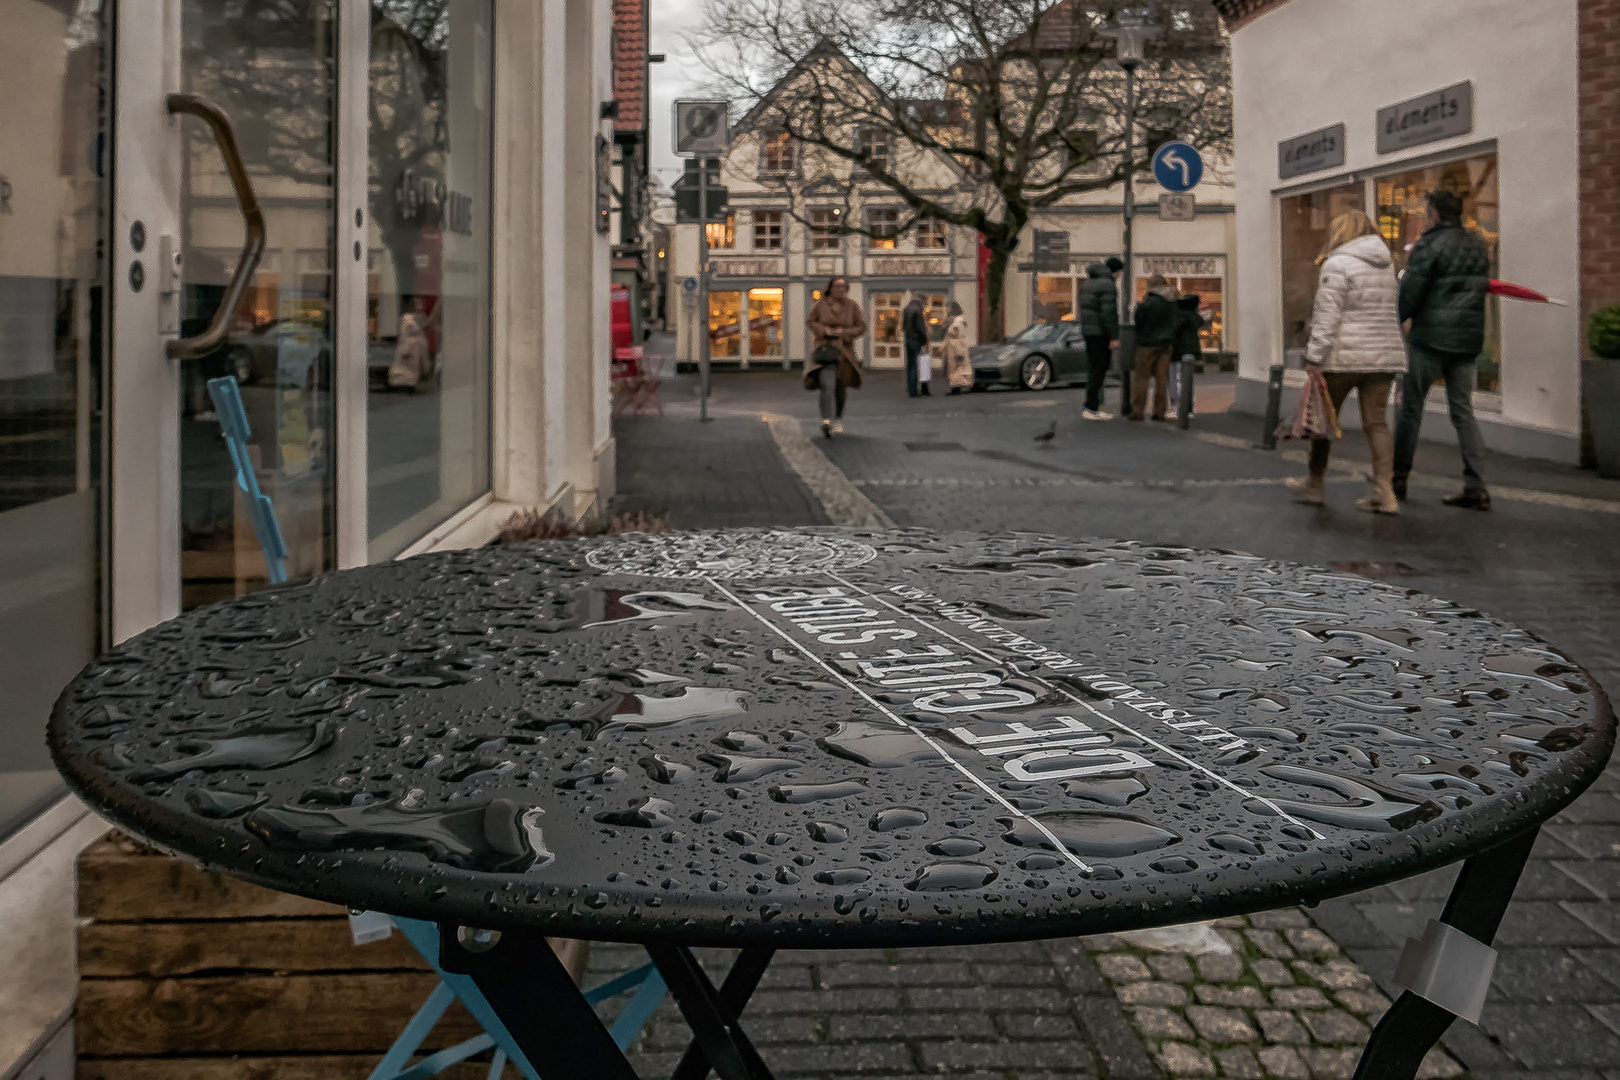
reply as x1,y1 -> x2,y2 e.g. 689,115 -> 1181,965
871,293 -> 903,364
709,291 -> 742,358
1376,153 -> 1500,393
367,0 -> 495,560
1279,183 -> 1366,363
1134,260 -> 1227,352
747,288 -> 783,359
180,0 -> 339,606
0,0 -> 107,833
1035,276 -> 1076,324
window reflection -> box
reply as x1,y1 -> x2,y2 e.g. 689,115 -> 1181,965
179,0 -> 337,609
367,0 -> 494,559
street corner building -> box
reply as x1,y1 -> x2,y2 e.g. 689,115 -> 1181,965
0,1 -> 620,1074
668,51 -> 982,373
1216,0 -> 1614,465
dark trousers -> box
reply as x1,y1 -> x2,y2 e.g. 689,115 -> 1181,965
1083,336 -> 1112,411
904,340 -> 923,396
1130,346 -> 1172,420
816,363 -> 846,420
1394,344 -> 1487,493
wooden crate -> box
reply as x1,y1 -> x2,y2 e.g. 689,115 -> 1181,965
76,832 -> 585,1080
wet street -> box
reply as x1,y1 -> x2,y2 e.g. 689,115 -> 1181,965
608,355 -> 1620,1080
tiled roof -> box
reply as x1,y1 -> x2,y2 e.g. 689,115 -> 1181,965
613,0 -> 648,133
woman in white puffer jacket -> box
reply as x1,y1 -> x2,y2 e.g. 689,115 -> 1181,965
1285,210 -> 1408,513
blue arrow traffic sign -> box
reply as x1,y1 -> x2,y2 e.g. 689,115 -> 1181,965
1152,142 -> 1204,193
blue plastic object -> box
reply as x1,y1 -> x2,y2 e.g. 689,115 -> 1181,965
363,917 -> 667,1080
205,376 -> 288,584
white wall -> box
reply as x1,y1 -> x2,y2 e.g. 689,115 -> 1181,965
1231,0 -> 1581,438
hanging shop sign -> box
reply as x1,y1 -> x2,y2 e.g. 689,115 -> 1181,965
1278,123 -> 1345,180
1377,82 -> 1472,154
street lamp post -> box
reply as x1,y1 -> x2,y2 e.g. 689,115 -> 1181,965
1101,8 -> 1159,415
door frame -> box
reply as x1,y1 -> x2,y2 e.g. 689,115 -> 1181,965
108,0 -> 184,643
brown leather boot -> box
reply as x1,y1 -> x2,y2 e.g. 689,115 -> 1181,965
1357,428 -> 1399,514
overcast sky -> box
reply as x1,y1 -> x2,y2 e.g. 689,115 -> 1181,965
647,0 -> 714,190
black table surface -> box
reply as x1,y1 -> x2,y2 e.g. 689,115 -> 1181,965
51,529 -> 1614,948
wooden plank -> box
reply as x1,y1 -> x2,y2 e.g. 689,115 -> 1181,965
78,920 -> 430,977
78,1056 -> 506,1080
76,974 -> 485,1055
78,850 -> 342,920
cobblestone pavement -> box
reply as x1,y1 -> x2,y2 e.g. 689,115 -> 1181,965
608,366 -> 1620,1078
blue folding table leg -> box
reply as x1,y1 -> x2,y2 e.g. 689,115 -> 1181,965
206,376 -> 288,584
368,916 -> 668,1079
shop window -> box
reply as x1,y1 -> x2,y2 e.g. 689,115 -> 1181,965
871,293 -> 904,364
706,213 -> 736,250
1377,153 -> 1501,392
753,210 -> 784,251
366,0 -> 495,560
748,288 -> 784,358
1279,182 -> 1366,362
810,207 -> 843,251
923,294 -> 950,342
760,129 -> 794,175
916,219 -> 948,250
1036,276 -> 1077,325
708,291 -> 742,358
867,208 -> 900,250
1135,274 -> 1225,352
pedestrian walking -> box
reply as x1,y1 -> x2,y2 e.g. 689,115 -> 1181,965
1285,210 -> 1408,513
1078,256 -> 1123,420
902,296 -> 930,397
1129,275 -> 1177,421
942,300 -> 973,393
1169,293 -> 1207,419
1393,189 -> 1493,510
805,276 -> 866,437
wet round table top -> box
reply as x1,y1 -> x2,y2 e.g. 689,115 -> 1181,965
51,529 -> 1614,947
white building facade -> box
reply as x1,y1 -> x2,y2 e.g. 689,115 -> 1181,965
1219,0 -> 1586,462
0,1 -> 616,1075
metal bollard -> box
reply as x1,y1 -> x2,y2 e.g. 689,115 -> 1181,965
1261,364 -> 1284,449
1177,355 -> 1196,430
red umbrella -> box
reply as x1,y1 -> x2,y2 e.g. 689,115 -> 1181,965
1489,279 -> 1568,306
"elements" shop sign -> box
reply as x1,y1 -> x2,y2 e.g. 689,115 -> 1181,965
1377,82 -> 1472,154
1277,123 -> 1345,181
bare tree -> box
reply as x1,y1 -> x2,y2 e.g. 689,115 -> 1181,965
689,0 -> 1230,335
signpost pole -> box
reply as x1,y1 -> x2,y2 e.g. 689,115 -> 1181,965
698,161 -> 711,423
1119,64 -> 1137,416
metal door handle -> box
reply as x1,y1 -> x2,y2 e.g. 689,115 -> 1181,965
164,93 -> 266,360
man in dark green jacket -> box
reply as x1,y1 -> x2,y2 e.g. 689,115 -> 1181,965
1078,256 -> 1123,419
1393,190 -> 1492,510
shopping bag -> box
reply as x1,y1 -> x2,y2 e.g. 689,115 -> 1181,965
917,349 -> 932,382
1280,369 -> 1340,440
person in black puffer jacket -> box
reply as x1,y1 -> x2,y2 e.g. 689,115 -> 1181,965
1393,189 -> 1493,510
1078,256 -> 1123,418
1129,275 -> 1178,421
1168,294 -> 1206,419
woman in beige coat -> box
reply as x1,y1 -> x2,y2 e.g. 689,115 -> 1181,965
942,300 -> 972,393
1286,210 -> 1408,513
805,276 -> 866,437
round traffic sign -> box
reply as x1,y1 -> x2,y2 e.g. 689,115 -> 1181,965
1151,142 -> 1204,193
683,276 -> 699,294
685,107 -> 721,142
